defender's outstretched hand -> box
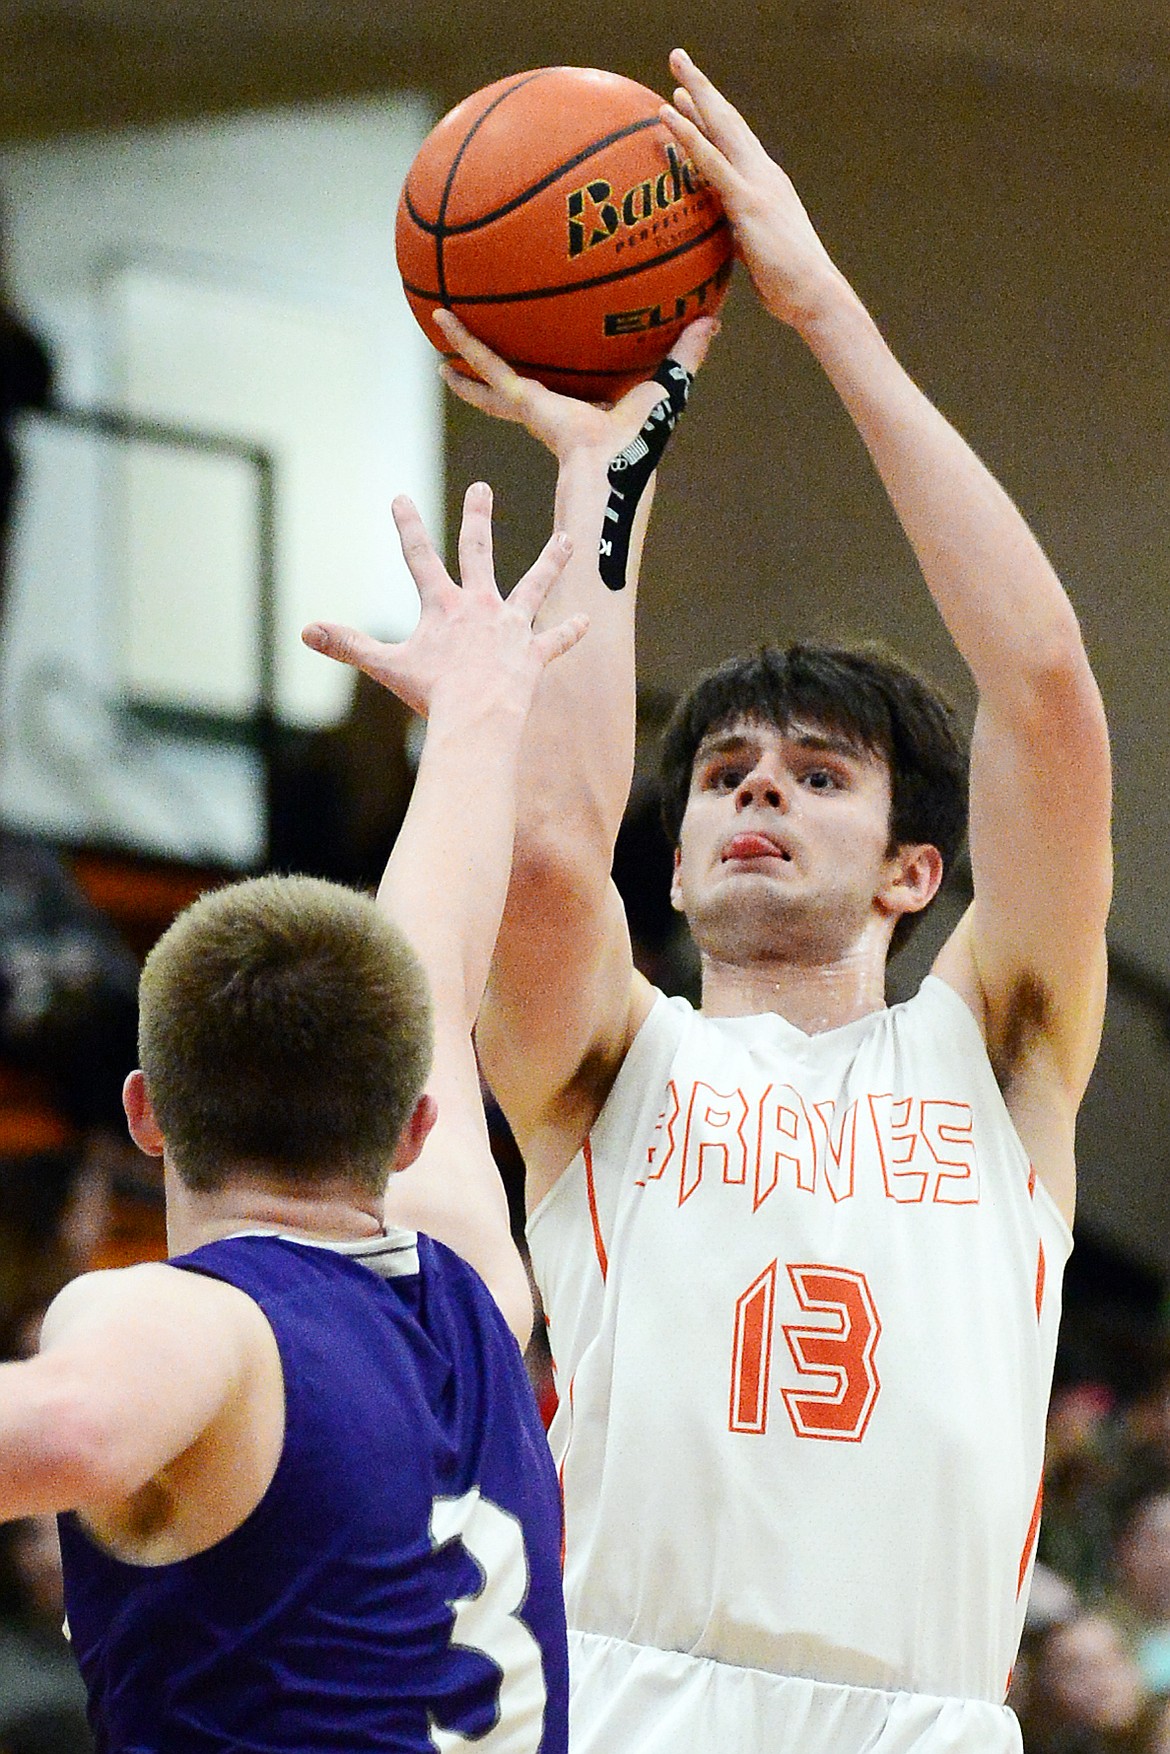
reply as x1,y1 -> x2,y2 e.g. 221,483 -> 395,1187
435,307 -> 719,460
661,48 -> 843,333
302,482 -> 585,718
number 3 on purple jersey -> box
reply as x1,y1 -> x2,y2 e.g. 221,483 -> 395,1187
429,1487 -> 547,1752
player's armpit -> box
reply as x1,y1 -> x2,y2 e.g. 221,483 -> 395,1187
479,876 -> 653,1207
934,903 -> 1106,1234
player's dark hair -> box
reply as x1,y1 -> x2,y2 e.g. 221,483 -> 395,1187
138,874 -> 432,1194
658,643 -> 969,955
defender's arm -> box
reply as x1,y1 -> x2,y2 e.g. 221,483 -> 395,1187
0,1264 -> 264,1520
304,485 -> 582,1340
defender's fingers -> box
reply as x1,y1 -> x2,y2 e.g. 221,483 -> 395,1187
457,480 -> 497,596
302,621 -> 398,677
509,530 -> 574,622
391,494 -> 453,602
534,611 -> 589,667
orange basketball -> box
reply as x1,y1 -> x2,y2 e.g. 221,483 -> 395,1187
396,67 -> 733,401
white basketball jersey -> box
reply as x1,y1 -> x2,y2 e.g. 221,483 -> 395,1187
527,976 -> 1069,1707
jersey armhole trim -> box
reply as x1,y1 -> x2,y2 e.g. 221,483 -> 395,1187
581,1137 -> 609,1281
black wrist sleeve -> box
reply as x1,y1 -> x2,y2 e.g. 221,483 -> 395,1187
597,358 -> 694,591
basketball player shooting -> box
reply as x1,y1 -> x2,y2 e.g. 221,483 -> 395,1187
0,486 -> 580,1750
399,47 -> 1112,1754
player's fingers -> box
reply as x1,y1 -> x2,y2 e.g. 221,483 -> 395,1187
669,86 -> 704,132
392,494 -> 453,602
434,310 -> 529,411
534,611 -> 589,667
668,314 -> 721,377
457,480 -> 497,597
608,335 -> 708,431
509,530 -> 573,623
668,49 -> 764,163
608,319 -> 712,424
440,364 -> 524,423
659,102 -> 742,200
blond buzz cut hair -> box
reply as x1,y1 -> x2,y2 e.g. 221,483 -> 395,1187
138,874 -> 433,1195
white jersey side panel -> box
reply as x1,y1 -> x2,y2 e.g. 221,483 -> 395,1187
527,976 -> 1070,1706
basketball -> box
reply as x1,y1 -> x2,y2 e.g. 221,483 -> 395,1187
396,66 -> 733,401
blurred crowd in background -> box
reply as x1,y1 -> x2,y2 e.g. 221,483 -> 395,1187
1019,1368 -> 1170,1753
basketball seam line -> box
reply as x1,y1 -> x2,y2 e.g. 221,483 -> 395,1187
401,217 -> 730,306
442,352 -> 657,383
433,69 -> 555,304
405,115 -> 663,238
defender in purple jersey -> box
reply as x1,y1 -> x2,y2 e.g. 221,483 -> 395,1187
59,1231 -> 566,1751
0,483 -> 582,1752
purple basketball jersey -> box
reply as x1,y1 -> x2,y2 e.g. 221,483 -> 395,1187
59,1230 -> 568,1752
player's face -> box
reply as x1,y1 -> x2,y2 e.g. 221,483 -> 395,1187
672,714 -> 905,965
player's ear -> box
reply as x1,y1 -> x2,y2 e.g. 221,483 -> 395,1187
878,842 -> 944,921
123,1070 -> 165,1157
389,1092 -> 438,1174
670,845 -> 684,913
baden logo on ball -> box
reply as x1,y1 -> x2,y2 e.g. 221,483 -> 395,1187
396,66 -> 734,401
567,144 -> 701,257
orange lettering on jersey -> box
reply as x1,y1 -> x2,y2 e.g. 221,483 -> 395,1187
644,1080 -> 681,1182
780,1264 -> 882,1441
755,1083 -> 817,1207
679,1081 -> 750,1204
811,1098 -> 859,1203
1035,1239 -> 1046,1320
922,1100 -> 979,1203
639,1082 -> 984,1211
867,1093 -> 929,1202
729,1259 -> 778,1434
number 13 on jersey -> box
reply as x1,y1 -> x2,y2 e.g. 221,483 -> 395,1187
729,1261 -> 882,1442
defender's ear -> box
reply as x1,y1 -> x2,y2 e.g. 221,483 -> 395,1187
878,842 -> 944,922
123,1070 -> 165,1157
388,1092 -> 438,1175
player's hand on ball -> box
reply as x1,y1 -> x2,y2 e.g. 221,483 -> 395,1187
435,307 -> 719,462
661,49 -> 841,333
302,483 -> 586,721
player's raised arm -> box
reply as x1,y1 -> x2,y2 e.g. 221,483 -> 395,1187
302,484 -> 582,1340
436,313 -> 718,1199
662,51 -> 1111,1219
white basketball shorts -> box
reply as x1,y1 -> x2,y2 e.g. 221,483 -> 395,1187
567,1631 -> 1023,1753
